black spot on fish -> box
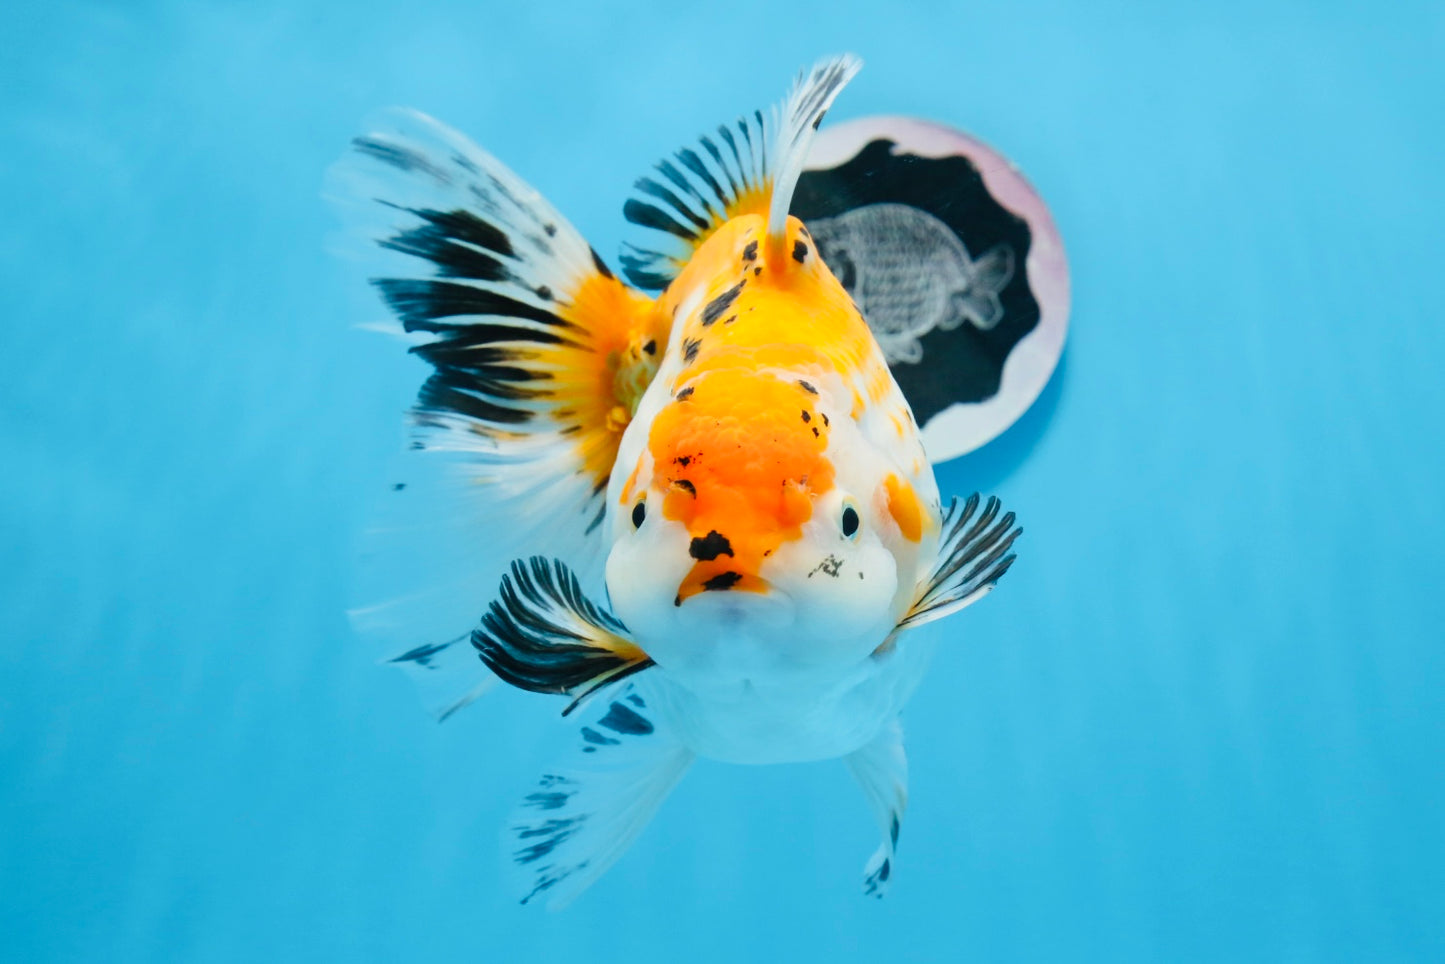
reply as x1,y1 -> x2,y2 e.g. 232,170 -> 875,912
821,412 -> 830,427
809,555 -> 843,578
812,113 -> 824,131
798,380 -> 818,395
811,426 -> 819,437
675,454 -> 692,467
544,222 -> 557,237
701,281 -> 744,326
643,339 -> 657,356
723,314 -> 736,325
801,410 -> 811,423
753,266 -> 762,276
581,727 -> 620,746
599,701 -> 654,735
792,240 -> 809,263
534,285 -> 553,301
742,240 -> 758,262
683,338 -> 701,363
689,530 -> 734,561
675,387 -> 694,402
702,571 -> 742,592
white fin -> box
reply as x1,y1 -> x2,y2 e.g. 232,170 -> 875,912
507,685 -> 693,909
899,493 -> 1021,630
620,54 -> 861,290
765,56 -> 862,253
329,110 -> 662,714
846,717 -> 909,898
382,633 -> 497,723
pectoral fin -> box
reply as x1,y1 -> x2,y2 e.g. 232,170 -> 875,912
898,493 -> 1021,630
473,557 -> 654,714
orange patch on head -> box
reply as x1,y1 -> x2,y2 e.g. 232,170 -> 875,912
884,473 -> 924,543
649,369 -> 834,603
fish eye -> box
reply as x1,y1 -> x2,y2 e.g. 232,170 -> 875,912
841,501 -> 860,539
631,499 -> 647,529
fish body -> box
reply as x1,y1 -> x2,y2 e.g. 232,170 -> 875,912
606,210 -> 937,763
333,55 -> 1021,907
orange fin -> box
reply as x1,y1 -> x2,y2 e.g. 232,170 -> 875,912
332,109 -> 666,581
620,54 -> 861,290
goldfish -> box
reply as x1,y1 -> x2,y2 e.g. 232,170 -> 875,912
333,55 -> 1021,908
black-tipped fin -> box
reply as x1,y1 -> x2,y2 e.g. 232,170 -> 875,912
897,493 -> 1021,629
473,557 -> 654,713
508,684 -> 693,909
619,54 -> 861,290
846,717 -> 908,899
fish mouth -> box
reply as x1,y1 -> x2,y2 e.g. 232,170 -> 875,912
676,580 -> 796,629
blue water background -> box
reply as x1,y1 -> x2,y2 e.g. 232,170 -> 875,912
3,1 -> 1443,960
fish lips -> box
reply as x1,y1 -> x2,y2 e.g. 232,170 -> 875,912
675,580 -> 797,630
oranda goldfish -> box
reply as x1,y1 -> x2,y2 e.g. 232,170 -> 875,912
334,55 -> 1021,908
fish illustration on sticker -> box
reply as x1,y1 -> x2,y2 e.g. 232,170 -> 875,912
330,56 -> 1047,908
805,202 -> 1017,363
797,118 -> 1070,461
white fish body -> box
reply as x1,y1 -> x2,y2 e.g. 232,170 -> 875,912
332,55 -> 1021,908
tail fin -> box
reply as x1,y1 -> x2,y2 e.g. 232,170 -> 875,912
329,110 -> 666,712
620,54 -> 861,290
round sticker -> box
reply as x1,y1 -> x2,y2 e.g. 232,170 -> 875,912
795,117 -> 1070,462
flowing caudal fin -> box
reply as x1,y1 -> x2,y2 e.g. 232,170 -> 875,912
329,110 -> 668,713
507,685 -> 693,909
846,717 -> 909,898
898,494 -> 1022,630
620,54 -> 861,290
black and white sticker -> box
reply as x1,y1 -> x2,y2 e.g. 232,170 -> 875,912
796,117 -> 1069,462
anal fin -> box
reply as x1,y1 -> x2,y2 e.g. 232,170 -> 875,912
508,685 -> 693,909
846,717 -> 908,898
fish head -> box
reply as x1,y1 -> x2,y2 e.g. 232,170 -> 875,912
604,366 -> 910,685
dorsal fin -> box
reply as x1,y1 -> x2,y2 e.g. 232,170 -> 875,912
764,55 -> 861,266
620,54 -> 861,291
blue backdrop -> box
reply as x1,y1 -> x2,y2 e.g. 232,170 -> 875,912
3,1 -> 1442,960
